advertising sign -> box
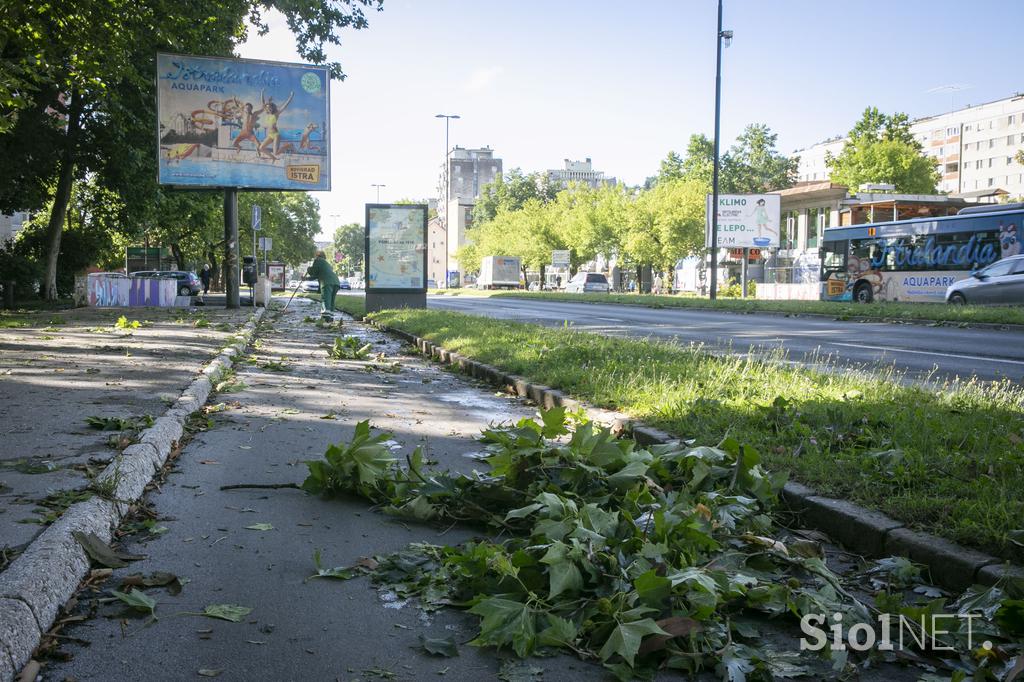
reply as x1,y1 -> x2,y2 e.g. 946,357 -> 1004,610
156,53 -> 330,191
551,249 -> 570,267
267,263 -> 286,291
706,194 -> 781,249
365,204 -> 428,291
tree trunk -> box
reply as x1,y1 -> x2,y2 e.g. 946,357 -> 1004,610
171,242 -> 185,270
206,243 -> 221,290
539,264 -> 545,289
43,90 -> 82,300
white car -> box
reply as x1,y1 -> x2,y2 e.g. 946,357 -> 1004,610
564,272 -> 610,294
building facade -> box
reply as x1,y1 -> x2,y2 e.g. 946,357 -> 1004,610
0,212 -> 30,245
436,146 -> 501,285
796,94 -> 1024,198
545,158 -> 616,189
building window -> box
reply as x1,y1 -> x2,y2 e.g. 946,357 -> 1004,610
965,124 -> 972,131
989,139 -> 995,148
977,160 -> 984,169
1009,115 -> 1016,125
988,178 -> 995,187
1009,135 -> 1015,145
1009,157 -> 1015,166
989,158 -> 994,168
963,161 -> 969,169
945,162 -> 958,173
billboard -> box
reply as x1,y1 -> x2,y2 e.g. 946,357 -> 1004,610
156,53 -> 330,190
705,194 -> 781,249
365,204 -> 428,291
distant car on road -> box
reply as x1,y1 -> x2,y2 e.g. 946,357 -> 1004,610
946,255 -> 1024,304
300,280 -> 320,293
130,270 -> 201,296
564,272 -> 610,294
287,279 -> 300,289
339,279 -> 351,290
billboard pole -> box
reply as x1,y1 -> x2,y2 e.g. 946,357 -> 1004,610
225,189 -> 239,308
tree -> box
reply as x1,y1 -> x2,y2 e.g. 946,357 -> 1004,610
827,107 -> 939,193
332,223 -> 364,277
722,124 -> 798,193
473,169 -> 558,223
0,0 -> 382,299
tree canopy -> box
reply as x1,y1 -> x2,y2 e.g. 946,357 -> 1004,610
826,107 -> 939,193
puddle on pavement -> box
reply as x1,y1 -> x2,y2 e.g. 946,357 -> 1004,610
435,389 -> 516,421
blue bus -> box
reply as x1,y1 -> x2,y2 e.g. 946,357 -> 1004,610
819,204 -> 1024,303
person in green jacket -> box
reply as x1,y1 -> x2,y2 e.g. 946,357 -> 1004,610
305,251 -> 341,316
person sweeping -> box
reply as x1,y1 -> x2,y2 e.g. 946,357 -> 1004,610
305,251 -> 341,318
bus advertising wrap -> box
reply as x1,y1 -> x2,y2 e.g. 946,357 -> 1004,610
157,53 -> 330,190
706,194 -> 781,249
365,205 -> 428,291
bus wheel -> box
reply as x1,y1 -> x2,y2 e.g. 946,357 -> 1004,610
949,292 -> 967,305
853,282 -> 873,303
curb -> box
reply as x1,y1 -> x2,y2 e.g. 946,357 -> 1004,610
467,294 -> 1024,333
0,307 -> 267,681
369,319 -> 1024,595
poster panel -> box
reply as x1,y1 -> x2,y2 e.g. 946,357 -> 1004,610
156,53 -> 330,190
705,194 -> 781,249
365,205 -> 428,291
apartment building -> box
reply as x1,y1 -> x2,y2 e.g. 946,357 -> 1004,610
545,158 -> 616,189
796,94 -> 1024,197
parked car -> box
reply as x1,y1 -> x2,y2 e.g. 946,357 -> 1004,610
528,281 -> 542,291
946,255 -> 1024,304
300,279 -> 320,293
287,279 -> 300,289
564,272 -> 610,294
130,270 -> 201,296
339,279 -> 351,290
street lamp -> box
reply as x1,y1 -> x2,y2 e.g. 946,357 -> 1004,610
435,113 -> 460,288
371,184 -> 386,202
709,1 -> 732,300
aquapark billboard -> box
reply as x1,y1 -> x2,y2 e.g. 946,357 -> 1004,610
156,53 -> 330,191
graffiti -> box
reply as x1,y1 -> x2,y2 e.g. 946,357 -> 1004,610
88,274 -> 179,307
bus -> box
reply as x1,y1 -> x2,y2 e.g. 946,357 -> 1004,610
819,203 -> 1024,303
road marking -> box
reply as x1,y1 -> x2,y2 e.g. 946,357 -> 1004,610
594,316 -> 623,322
827,341 -> 1024,366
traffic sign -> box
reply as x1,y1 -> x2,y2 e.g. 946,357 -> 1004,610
252,205 -> 262,231
258,237 -> 272,251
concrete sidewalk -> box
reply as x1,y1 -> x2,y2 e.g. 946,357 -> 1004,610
25,299 -> 927,682
0,305 -> 251,562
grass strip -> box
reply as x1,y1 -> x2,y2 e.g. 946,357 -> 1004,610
365,307 -> 1024,560
428,289 -> 1024,327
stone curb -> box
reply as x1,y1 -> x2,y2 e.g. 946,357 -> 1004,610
0,307 -> 266,681
485,294 -> 1024,333
371,320 -> 1023,594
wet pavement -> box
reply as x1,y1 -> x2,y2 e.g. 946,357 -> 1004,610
0,305 -> 252,560
35,299 -> 931,681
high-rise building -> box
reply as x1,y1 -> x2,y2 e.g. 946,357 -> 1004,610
545,158 -> 616,189
796,94 -> 1024,198
437,146 -> 502,285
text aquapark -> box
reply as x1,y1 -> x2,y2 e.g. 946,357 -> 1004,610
162,59 -> 283,93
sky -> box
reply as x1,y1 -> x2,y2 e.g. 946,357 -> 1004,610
237,0 -> 1024,238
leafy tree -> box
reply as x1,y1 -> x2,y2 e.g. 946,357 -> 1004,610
827,107 -> 939,193
0,0 -> 382,299
722,124 -> 798,193
473,169 -> 558,223
332,222 -> 364,277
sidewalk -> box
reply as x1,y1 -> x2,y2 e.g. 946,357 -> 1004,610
27,299 -> 929,681
0,305 -> 252,561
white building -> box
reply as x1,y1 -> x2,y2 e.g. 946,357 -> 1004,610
0,212 -> 30,245
796,94 -> 1024,198
545,158 -> 616,190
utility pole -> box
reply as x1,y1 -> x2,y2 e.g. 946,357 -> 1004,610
709,0 -> 732,300
371,184 -> 386,203
435,114 -> 460,288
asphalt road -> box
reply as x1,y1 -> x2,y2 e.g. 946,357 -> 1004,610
426,295 -> 1024,385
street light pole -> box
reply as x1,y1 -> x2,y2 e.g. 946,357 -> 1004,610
435,113 -> 460,288
371,184 -> 386,203
709,0 -> 732,300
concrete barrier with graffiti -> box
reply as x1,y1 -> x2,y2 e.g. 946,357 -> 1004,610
87,273 -> 183,307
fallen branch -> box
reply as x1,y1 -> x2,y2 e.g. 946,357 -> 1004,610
219,483 -> 301,491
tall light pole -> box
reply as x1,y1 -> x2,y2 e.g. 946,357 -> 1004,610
709,0 -> 732,300
435,113 -> 460,288
371,184 -> 386,202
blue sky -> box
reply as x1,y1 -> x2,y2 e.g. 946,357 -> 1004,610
238,0 -> 1024,235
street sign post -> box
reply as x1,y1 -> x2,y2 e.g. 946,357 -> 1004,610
551,250 -> 570,267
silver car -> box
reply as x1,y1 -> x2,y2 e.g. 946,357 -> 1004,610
565,272 -> 610,294
945,255 -> 1024,304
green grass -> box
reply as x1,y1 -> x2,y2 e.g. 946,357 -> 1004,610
429,289 -> 1024,326
365,307 -> 1024,560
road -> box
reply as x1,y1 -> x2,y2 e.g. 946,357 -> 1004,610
425,295 -> 1024,385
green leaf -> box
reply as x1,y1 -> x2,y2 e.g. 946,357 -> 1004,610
244,523 -> 274,531
469,597 -> 536,657
73,530 -> 133,568
634,570 -> 671,608
598,618 -> 668,667
995,598 -> 1024,638
418,634 -> 459,657
309,548 -> 356,580
112,589 -> 156,616
504,503 -> 543,521
539,407 -> 569,438
537,614 -> 578,648
201,604 -> 252,622
540,542 -> 583,598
